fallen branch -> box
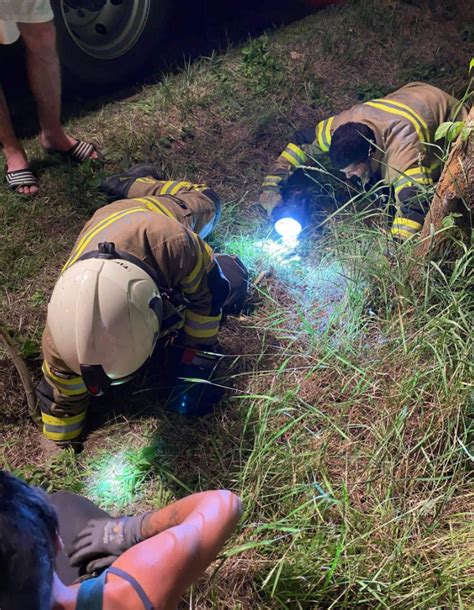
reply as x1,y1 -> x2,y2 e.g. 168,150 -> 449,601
0,324 -> 37,419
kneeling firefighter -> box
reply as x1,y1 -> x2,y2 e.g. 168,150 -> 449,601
36,166 -> 248,445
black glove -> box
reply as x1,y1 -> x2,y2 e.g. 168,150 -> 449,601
67,514 -> 146,574
166,346 -> 223,415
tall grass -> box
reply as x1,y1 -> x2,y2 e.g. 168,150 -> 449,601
217,204 -> 473,608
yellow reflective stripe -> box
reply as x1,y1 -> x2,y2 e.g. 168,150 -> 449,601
366,101 -> 425,142
316,120 -> 328,151
281,150 -> 301,167
135,177 -> 156,184
184,309 -> 221,338
42,362 -> 87,396
42,361 -> 79,385
404,167 -> 431,177
324,116 -> 334,149
186,309 -> 220,324
63,207 -> 142,270
181,246 -> 204,294
134,197 -> 175,219
394,176 -> 433,195
263,174 -> 283,187
170,181 -> 192,195
42,410 -> 86,426
184,317 -> 221,339
393,217 -> 422,231
42,410 -> 86,441
262,181 -> 281,188
159,180 -> 177,194
395,179 -> 433,194
189,183 -> 207,192
287,143 -> 307,163
43,428 -> 83,442
203,242 -> 213,259
374,98 -> 429,142
183,325 -> 220,339
64,207 -> 146,270
391,227 -> 414,240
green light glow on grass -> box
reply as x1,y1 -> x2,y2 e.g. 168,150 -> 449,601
226,232 -> 365,339
227,233 -> 348,301
85,448 -> 151,509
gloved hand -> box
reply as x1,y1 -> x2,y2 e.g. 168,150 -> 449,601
259,190 -> 283,217
167,346 -> 223,415
67,514 -> 146,574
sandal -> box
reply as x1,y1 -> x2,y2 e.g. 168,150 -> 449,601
45,139 -> 102,164
5,167 -> 39,195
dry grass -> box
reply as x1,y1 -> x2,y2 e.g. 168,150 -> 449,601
1,0 -> 473,607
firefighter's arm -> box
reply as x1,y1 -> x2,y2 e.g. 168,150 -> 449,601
156,231 -> 230,347
388,160 -> 434,241
179,235 -> 230,347
260,120 -> 333,215
36,326 -> 89,444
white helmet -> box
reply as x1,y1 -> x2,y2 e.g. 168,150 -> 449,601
47,243 -> 162,395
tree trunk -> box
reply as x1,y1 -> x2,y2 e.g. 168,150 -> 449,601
415,107 -> 474,260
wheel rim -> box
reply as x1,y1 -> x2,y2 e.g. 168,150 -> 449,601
60,0 -> 151,60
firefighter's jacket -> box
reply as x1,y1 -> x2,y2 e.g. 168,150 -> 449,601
38,178 -> 227,443
261,82 -> 468,240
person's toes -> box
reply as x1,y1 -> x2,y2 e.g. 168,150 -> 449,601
17,184 -> 39,196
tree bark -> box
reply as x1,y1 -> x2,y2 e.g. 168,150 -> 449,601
415,107 -> 474,260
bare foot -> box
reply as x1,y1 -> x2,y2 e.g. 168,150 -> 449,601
40,132 -> 99,159
5,148 -> 39,195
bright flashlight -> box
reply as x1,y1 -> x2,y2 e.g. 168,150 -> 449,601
274,217 -> 303,239
272,203 -> 307,241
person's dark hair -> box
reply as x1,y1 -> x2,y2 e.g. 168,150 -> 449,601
0,470 -> 58,610
329,122 -> 376,169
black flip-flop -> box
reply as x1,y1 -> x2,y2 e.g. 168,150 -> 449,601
5,167 -> 39,195
45,139 -> 102,163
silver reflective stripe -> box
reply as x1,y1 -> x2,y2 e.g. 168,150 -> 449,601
282,147 -> 303,165
184,318 -> 219,331
49,379 -> 87,392
161,181 -> 181,194
44,420 -> 84,434
393,222 -> 418,235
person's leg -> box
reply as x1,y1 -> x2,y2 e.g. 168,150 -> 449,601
17,20 -> 97,157
0,85 -> 39,194
49,491 -> 111,584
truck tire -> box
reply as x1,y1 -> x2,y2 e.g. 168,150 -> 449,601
51,0 -> 172,91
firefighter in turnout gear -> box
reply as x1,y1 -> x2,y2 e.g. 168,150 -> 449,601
36,166 -> 248,445
260,82 -> 469,241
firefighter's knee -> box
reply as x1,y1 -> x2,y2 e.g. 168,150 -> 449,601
202,188 -> 222,228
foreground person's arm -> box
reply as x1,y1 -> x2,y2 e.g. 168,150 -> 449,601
109,490 -> 242,609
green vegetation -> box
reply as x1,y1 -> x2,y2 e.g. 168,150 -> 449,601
1,0 -> 473,607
